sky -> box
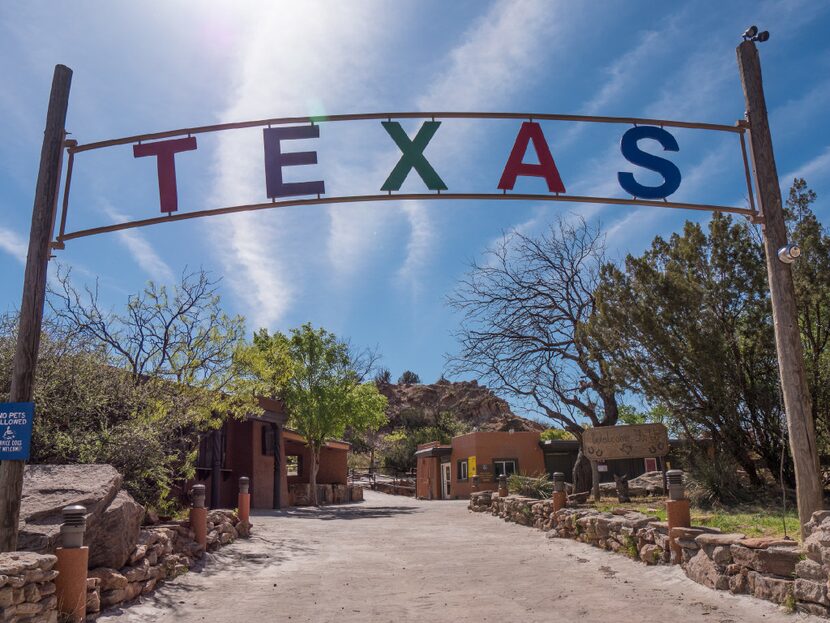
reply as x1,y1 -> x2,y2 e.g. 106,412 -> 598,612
2,1 -> 830,422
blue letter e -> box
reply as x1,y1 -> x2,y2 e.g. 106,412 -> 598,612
617,126 -> 681,200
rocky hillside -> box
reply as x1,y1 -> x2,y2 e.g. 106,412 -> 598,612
377,379 -> 544,433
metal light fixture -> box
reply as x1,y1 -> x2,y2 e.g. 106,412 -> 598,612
666,470 -> 685,501
60,504 -> 87,548
778,243 -> 801,264
742,25 -> 770,42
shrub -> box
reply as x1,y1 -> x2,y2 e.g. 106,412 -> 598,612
507,473 -> 553,499
682,446 -> 754,508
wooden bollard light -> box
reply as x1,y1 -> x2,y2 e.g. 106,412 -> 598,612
190,484 -> 208,549
238,476 -> 251,526
665,470 -> 691,564
54,505 -> 88,623
552,472 -> 567,512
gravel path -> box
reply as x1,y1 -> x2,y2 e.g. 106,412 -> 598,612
99,491 -> 818,623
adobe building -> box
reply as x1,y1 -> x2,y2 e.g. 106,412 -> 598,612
193,397 -> 350,509
540,438 -> 686,483
415,431 -> 546,500
415,429 -> 682,500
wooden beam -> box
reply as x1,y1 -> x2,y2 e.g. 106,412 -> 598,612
56,192 -> 758,247
69,111 -> 744,154
0,65 -> 72,551
737,39 -> 823,536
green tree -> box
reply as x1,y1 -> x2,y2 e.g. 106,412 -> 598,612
397,370 -> 421,384
2,268 -> 250,511
242,324 -> 388,505
374,367 -> 392,385
786,179 -> 830,447
591,213 -> 784,488
382,411 -> 468,472
540,428 -> 576,441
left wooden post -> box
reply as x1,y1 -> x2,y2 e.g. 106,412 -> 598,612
0,64 -> 72,552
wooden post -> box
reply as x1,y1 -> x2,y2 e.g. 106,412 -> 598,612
272,422 -> 283,509
591,461 -> 600,502
210,427 -> 222,509
0,65 -> 72,552
737,39 -> 823,536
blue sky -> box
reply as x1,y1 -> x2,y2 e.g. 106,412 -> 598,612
2,1 -> 830,421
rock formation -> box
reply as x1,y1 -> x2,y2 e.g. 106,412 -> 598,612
377,380 -> 543,433
18,464 -> 144,569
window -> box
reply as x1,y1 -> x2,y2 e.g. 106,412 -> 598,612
457,459 -> 468,481
287,455 -> 302,477
493,459 -> 517,477
196,427 -> 226,469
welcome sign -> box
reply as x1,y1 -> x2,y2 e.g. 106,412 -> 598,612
53,112 -> 758,247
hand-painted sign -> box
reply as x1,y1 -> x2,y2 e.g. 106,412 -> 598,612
0,402 -> 34,461
55,112 -> 759,246
468,455 -> 477,478
582,423 -> 669,461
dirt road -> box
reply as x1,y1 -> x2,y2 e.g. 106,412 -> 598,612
99,491 -> 816,623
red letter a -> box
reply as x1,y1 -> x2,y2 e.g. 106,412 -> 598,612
497,122 -> 565,193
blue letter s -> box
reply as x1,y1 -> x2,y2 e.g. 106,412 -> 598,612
618,126 -> 681,200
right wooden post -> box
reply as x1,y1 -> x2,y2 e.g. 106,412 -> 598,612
737,38 -> 823,536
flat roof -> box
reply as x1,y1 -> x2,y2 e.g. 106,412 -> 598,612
414,445 -> 452,458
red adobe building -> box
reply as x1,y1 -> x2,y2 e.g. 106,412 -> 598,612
193,398 -> 350,509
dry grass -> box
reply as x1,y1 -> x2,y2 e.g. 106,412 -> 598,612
591,496 -> 799,539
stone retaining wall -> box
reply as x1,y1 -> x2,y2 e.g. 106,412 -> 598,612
85,508 -> 246,619
0,552 -> 59,623
289,484 -> 364,506
470,491 -> 830,616
372,482 -> 415,497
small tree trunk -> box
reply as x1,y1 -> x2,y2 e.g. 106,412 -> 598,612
310,444 -> 321,506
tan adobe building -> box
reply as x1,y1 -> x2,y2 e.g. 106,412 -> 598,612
415,431 -> 546,500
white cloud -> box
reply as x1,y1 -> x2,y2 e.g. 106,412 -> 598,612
102,206 -> 174,283
0,225 -> 26,264
393,0 -> 574,290
207,2 -> 397,328
556,29 -> 667,151
396,202 -> 433,298
114,230 -> 175,284
781,146 -> 830,188
417,0 -> 562,111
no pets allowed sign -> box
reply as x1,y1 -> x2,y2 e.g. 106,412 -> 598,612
0,402 -> 34,461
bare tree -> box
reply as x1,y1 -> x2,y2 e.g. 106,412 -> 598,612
48,266 -> 245,392
447,216 -> 619,491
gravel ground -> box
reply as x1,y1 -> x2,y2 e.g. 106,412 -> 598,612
98,490 -> 819,623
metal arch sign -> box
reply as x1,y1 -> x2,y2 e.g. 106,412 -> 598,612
52,111 -> 759,247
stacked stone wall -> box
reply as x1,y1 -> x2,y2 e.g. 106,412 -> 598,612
85,508 -> 246,619
470,492 -> 830,616
0,553 -> 59,623
372,482 -> 415,497
289,484 -> 365,505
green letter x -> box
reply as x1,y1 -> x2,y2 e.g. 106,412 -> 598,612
380,121 -> 447,191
